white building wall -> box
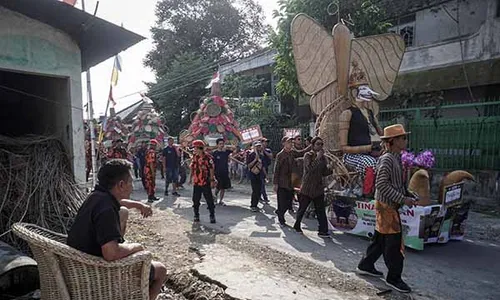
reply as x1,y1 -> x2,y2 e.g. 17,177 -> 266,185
414,0 -> 488,46
400,0 -> 500,73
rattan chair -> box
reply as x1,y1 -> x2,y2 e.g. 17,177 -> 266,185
12,223 -> 152,300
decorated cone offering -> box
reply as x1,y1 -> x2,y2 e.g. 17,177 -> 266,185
102,115 -> 129,143
128,95 -> 167,146
182,72 -> 241,146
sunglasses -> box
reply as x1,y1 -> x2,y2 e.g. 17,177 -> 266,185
315,142 -> 324,146
197,147 -> 204,150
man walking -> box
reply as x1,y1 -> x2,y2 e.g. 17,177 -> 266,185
260,138 -> 273,203
162,137 -> 181,197
212,138 -> 233,206
357,124 -> 416,293
145,139 -> 160,202
246,141 -> 264,212
190,140 -> 217,223
293,137 -> 332,237
273,137 -> 296,225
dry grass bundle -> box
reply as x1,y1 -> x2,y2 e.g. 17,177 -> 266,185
0,135 -> 85,251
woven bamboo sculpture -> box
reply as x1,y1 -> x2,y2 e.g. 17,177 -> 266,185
291,14 -> 405,151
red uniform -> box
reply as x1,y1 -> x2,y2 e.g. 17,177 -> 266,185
144,148 -> 157,197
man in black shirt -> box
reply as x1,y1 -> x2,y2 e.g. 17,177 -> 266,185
212,138 -> 234,206
67,159 -> 167,300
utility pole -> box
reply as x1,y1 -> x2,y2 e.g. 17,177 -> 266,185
82,0 -> 99,186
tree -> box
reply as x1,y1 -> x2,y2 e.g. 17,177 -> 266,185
271,0 -> 392,99
145,0 -> 268,135
147,52 -> 213,135
145,0 -> 268,77
222,74 -> 295,129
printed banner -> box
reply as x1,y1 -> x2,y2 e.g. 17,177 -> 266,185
240,125 -> 262,144
444,182 -> 464,208
283,128 -> 301,138
327,196 -> 470,251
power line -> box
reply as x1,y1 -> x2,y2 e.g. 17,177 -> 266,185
0,84 -> 84,112
148,61 -> 220,90
114,56 -> 252,101
113,61 -> 218,101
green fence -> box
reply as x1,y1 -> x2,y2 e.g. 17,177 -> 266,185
379,99 -> 500,171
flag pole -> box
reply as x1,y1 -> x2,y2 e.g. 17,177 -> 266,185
82,0 -> 99,186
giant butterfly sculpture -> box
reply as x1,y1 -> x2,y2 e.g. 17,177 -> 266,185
291,14 -> 405,150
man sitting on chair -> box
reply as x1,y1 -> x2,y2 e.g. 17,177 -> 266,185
67,159 -> 167,300
339,61 -> 383,197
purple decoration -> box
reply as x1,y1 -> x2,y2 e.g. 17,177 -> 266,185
401,150 -> 416,168
414,150 -> 436,169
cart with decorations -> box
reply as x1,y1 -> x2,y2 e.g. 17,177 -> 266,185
290,14 -> 475,250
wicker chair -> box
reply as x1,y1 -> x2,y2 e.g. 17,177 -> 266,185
12,223 -> 152,300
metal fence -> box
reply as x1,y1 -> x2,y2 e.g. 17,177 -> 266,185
379,98 -> 500,171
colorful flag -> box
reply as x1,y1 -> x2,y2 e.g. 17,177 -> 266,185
205,71 -> 220,89
110,55 -> 122,87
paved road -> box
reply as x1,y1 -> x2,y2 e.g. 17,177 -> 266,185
134,180 -> 500,300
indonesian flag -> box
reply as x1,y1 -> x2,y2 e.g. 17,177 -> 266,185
205,71 -> 220,89
61,0 -> 77,6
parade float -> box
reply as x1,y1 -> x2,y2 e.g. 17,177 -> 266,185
290,14 -> 475,250
180,73 -> 241,147
128,95 -> 167,146
101,113 -> 129,148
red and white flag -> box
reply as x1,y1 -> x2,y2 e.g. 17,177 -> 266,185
205,71 -> 220,89
61,0 -> 77,6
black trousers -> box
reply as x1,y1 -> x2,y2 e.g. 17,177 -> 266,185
276,187 -> 294,222
294,194 -> 328,234
358,230 -> 404,282
192,184 -> 215,216
250,176 -> 262,208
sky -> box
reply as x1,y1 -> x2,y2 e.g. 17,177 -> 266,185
80,0 -> 280,119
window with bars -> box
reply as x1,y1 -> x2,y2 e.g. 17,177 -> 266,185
388,14 -> 416,47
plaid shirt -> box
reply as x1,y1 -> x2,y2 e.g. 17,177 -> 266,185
190,153 -> 214,186
300,151 -> 332,198
375,152 -> 408,207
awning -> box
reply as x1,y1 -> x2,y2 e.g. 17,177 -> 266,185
0,0 -> 145,70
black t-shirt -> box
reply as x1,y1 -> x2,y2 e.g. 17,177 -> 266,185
162,146 -> 179,169
67,185 -> 123,257
212,149 -> 233,175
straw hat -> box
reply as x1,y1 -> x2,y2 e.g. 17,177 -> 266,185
380,124 -> 410,139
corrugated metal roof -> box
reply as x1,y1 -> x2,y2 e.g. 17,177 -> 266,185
0,0 -> 145,69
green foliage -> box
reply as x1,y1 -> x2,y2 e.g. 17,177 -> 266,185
271,0 -> 392,98
222,74 -> 294,129
145,0 -> 268,136
147,52 -> 212,135
145,0 -> 268,77
222,73 -> 270,99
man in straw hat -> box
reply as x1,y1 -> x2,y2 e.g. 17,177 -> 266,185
339,61 -> 383,197
356,124 -> 417,293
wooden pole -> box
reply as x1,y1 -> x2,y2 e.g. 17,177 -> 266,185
82,0 -> 99,186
